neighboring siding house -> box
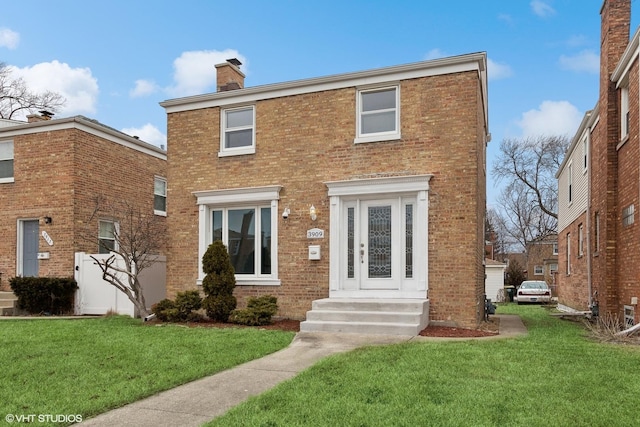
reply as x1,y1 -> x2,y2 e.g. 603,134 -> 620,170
161,54 -> 489,332
558,0 -> 640,322
0,114 -> 167,296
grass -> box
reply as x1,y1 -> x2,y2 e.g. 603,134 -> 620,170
0,315 -> 294,425
207,304 -> 640,427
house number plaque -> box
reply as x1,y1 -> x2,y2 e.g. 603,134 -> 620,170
307,228 -> 324,239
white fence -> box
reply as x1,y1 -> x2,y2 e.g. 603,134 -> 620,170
74,252 -> 166,317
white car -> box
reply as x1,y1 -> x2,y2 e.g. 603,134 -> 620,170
516,280 -> 551,304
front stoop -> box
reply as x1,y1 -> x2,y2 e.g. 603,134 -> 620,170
0,291 -> 18,316
300,298 -> 429,336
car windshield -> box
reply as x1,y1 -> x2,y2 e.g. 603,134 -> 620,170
520,282 -> 548,289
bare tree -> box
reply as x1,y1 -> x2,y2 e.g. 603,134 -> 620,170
0,62 -> 66,119
492,135 -> 569,250
493,135 -> 568,220
85,197 -> 165,318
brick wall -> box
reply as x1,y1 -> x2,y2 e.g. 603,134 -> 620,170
556,213 -> 590,310
166,70 -> 486,327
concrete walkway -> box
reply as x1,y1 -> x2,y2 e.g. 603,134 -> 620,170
78,314 -> 526,427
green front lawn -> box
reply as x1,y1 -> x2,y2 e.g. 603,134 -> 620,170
0,316 -> 294,424
208,305 -> 640,427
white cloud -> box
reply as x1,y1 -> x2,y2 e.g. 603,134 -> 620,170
517,100 -> 582,138
9,61 -> 99,116
121,123 -> 167,148
487,58 -> 513,80
559,50 -> 599,74
130,79 -> 159,98
531,1 -> 556,18
0,28 -> 19,49
424,49 -> 448,61
165,49 -> 246,98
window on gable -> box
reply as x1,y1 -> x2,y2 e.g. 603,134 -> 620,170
220,106 -> 255,156
0,140 -> 14,183
621,85 -> 630,140
154,177 -> 167,216
567,162 -> 573,204
355,86 -> 401,143
582,137 -> 588,172
98,220 -> 118,254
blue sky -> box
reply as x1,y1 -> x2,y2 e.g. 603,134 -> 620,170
2,1 -> 638,205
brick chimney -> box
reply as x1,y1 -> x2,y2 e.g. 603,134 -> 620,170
215,58 -> 245,92
26,110 -> 54,123
590,0 -> 631,315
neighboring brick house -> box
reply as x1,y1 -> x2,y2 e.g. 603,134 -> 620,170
0,114 -> 167,291
161,54 -> 489,332
524,235 -> 558,286
557,0 -> 640,322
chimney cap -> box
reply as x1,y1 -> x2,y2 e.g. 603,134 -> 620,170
227,58 -> 242,67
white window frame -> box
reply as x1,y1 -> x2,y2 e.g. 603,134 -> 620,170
534,265 -> 544,275
578,224 -> 584,256
154,176 -> 167,216
623,204 -> 635,227
219,105 -> 256,157
0,140 -> 15,184
553,242 -> 559,255
567,161 -> 573,205
566,233 -> 571,275
354,85 -> 401,144
98,220 -> 119,254
582,136 -> 588,173
193,185 -> 282,286
621,84 -> 630,140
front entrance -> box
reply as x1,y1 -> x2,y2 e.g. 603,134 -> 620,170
20,220 -> 39,277
327,175 -> 431,299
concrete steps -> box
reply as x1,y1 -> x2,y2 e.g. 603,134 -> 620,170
0,291 -> 18,316
300,298 -> 429,336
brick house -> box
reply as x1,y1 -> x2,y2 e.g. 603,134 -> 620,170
161,54 -> 489,333
557,0 -> 640,322
0,114 -> 167,294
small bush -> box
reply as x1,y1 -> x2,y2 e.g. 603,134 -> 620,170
152,290 -> 203,322
203,294 -> 237,322
9,277 -> 78,315
230,295 -> 278,326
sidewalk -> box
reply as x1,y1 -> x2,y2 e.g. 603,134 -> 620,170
78,314 -> 526,427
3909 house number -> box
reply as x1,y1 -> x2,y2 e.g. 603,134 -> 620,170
307,228 -> 324,239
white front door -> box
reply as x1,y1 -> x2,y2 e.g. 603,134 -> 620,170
327,175 -> 431,299
360,199 -> 399,290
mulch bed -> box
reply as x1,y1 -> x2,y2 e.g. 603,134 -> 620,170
157,317 -> 500,338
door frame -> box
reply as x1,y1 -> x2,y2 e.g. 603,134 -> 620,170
326,175 -> 432,299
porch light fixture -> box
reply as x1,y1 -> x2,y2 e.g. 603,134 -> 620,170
310,205 -> 317,221
44,216 -> 52,224
282,207 -> 290,219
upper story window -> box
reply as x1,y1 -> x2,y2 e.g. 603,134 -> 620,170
355,86 -> 401,144
582,137 -> 588,173
623,204 -> 635,227
552,242 -> 558,255
621,85 -> 630,140
567,161 -> 573,205
98,220 -> 118,254
220,105 -> 255,157
154,177 -> 167,216
0,140 -> 14,183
